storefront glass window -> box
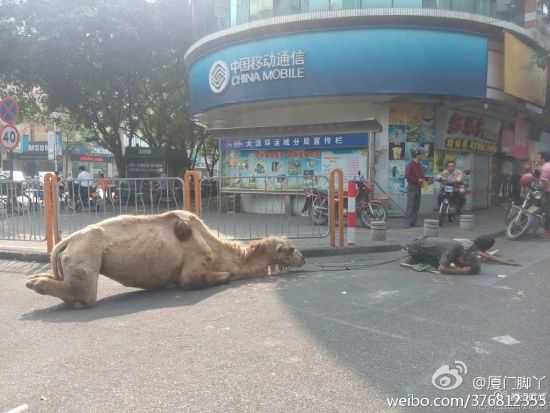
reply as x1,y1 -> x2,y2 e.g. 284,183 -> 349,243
495,0 -> 524,25
477,0 -> 495,16
422,0 -> 452,10
451,0 -> 476,13
214,0 -> 231,28
192,0 -> 524,39
250,0 -> 274,20
275,0 -> 302,15
330,0 -> 361,9
301,0 -> 330,11
393,0 -> 423,7
361,0 -> 393,7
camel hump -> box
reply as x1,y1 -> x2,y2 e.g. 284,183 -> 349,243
174,214 -> 193,241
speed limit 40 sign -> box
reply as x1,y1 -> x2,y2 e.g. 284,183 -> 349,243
0,124 -> 20,151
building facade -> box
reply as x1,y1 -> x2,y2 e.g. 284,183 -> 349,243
185,1 -> 550,215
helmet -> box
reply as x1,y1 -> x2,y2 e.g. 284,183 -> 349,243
519,173 -> 534,188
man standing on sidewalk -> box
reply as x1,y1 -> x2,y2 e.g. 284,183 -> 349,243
538,151 -> 550,237
404,147 -> 426,228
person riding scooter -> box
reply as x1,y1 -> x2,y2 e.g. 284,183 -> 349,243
437,160 -> 466,215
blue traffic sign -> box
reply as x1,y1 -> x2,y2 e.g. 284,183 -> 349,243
0,97 -> 20,124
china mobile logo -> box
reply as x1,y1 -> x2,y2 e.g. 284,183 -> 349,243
209,60 -> 229,94
432,361 -> 467,391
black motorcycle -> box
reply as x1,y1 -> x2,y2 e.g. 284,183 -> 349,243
505,180 -> 546,240
437,174 -> 468,226
301,173 -> 387,228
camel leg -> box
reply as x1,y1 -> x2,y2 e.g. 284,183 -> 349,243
178,233 -> 231,289
231,266 -> 270,281
179,255 -> 231,289
26,227 -> 105,308
26,276 -> 79,306
196,271 -> 231,288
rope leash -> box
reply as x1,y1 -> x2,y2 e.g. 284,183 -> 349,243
288,251 -> 409,273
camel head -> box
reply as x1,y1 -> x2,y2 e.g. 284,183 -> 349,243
248,236 -> 305,270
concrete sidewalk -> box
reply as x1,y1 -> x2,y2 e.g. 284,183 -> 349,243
0,207 -> 507,263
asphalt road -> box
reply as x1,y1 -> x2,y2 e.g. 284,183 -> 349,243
1,237 -> 549,413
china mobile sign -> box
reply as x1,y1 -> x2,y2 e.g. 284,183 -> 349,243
209,50 -> 305,94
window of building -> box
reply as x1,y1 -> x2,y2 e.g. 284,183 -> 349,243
495,0 -> 524,25
301,0 -> 330,12
393,0 -> 423,7
212,0 -> 231,29
275,0 -> 302,15
477,0 -> 495,16
233,0 -> 251,25
422,0 -> 453,11
331,0 -> 361,9
361,0 -> 393,8
451,0 -> 476,13
250,0 -> 274,20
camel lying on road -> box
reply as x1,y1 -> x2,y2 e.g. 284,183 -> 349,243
26,210 -> 305,308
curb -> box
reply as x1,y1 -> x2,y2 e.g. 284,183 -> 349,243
0,243 -> 407,263
0,249 -> 50,263
301,242 -> 406,258
0,230 -> 507,263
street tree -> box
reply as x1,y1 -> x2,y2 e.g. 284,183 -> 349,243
0,0 -> 199,177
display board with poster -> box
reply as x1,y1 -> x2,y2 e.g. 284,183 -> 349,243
222,148 -> 368,190
388,105 -> 436,194
444,110 -> 500,154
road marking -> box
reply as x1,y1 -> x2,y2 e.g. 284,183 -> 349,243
4,404 -> 29,413
473,341 -> 491,354
372,290 -> 399,299
297,308 -> 418,342
492,335 -> 520,345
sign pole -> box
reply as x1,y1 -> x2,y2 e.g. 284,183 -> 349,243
9,151 -> 14,180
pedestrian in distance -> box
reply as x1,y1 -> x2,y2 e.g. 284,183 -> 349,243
404,147 -> 427,228
537,151 -> 550,238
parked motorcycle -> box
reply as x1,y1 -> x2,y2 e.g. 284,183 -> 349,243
505,179 -> 546,240
66,182 -> 100,211
301,173 -> 387,228
437,172 -> 469,226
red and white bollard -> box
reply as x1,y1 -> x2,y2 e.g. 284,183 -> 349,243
347,180 -> 357,245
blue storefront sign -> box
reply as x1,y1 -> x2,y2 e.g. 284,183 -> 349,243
220,133 -> 368,151
189,28 -> 488,115
68,144 -> 113,157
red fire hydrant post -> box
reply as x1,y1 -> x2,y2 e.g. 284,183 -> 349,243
347,180 -> 357,245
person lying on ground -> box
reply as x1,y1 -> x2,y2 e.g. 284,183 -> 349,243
453,234 -> 520,266
403,237 -> 481,275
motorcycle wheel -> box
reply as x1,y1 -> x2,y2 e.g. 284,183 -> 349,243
505,212 -> 533,240
503,203 -> 518,224
360,204 -> 387,228
438,203 -> 448,226
308,198 -> 328,225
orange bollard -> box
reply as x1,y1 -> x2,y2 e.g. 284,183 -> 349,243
184,170 -> 201,217
43,173 -> 56,252
328,168 -> 345,247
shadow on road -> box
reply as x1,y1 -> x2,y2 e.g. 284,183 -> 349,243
20,276 -> 279,323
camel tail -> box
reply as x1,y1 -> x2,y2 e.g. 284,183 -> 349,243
174,214 -> 193,241
50,238 -> 70,280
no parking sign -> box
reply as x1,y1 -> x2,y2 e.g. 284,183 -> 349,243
0,96 -> 20,124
